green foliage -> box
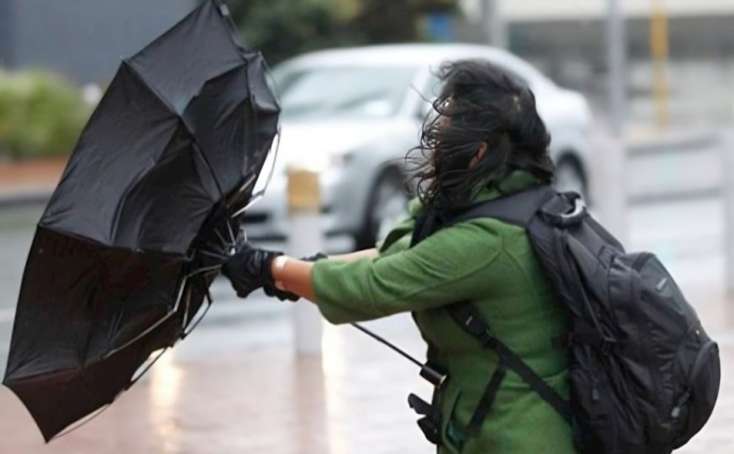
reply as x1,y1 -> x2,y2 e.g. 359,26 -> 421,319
350,0 -> 456,44
228,0 -> 459,64
229,0 -> 359,64
0,71 -> 90,160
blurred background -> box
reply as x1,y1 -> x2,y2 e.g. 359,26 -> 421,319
1,0 -> 733,452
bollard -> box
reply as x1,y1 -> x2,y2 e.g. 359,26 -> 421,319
286,168 -> 323,355
723,131 -> 734,296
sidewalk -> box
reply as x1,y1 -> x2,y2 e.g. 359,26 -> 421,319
0,310 -> 436,454
0,286 -> 732,454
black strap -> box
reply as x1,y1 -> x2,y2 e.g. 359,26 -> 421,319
467,366 -> 507,434
447,303 -> 572,424
493,337 -> 572,422
410,207 -> 445,247
408,393 -> 434,416
408,393 -> 442,445
448,185 -> 555,229
410,186 -> 555,248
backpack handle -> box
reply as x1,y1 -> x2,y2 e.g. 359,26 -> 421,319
541,192 -> 586,227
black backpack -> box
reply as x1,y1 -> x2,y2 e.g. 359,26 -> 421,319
409,185 -> 721,454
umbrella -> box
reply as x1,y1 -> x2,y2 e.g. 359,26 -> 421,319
3,0 -> 279,441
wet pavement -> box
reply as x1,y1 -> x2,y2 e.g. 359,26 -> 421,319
0,197 -> 733,452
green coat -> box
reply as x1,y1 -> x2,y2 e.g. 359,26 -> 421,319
311,171 -> 575,453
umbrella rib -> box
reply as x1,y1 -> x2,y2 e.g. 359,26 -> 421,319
182,286 -> 213,338
128,348 -> 169,387
232,126 -> 282,217
107,121 -> 181,244
50,403 -> 114,442
198,249 -> 229,261
102,274 -> 188,359
124,59 -> 229,200
101,262 -> 219,360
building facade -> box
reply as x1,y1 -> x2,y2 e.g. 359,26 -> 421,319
0,0 -> 198,84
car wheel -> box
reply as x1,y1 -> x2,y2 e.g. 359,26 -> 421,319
554,157 -> 588,202
356,168 -> 409,250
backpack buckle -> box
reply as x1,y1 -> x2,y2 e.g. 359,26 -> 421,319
408,393 -> 442,445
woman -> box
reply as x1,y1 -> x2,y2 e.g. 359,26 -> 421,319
222,60 -> 574,453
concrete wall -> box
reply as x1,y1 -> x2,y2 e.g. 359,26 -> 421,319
5,0 -> 198,84
0,0 -> 15,67
461,0 -> 734,22
509,15 -> 734,64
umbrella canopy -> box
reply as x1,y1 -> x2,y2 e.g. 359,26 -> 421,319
3,0 -> 279,441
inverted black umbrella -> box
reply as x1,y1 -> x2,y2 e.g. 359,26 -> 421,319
3,0 -> 279,441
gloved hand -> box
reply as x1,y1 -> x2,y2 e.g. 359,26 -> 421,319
221,242 -> 282,298
263,284 -> 299,302
302,252 -> 328,262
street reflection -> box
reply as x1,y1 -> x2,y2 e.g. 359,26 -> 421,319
149,350 -> 183,453
322,324 -> 348,454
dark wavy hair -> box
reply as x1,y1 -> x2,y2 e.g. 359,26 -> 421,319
407,59 -> 555,211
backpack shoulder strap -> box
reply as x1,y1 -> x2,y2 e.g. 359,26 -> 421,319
410,186 -> 556,247
448,185 -> 556,229
446,302 -> 572,431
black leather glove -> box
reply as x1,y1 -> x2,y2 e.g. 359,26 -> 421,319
302,252 -> 328,262
221,242 -> 282,298
263,284 -> 299,301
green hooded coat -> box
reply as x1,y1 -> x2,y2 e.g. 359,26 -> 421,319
311,171 -> 575,453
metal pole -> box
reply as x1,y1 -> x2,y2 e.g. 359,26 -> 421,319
590,0 -> 627,243
650,0 -> 670,129
607,0 -> 626,136
481,0 -> 507,48
287,168 -> 323,355
724,131 -> 734,296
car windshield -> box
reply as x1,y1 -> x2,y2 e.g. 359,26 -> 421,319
272,65 -> 418,120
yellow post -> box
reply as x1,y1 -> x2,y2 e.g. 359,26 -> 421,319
650,0 -> 670,129
286,167 -> 323,355
287,168 -> 320,215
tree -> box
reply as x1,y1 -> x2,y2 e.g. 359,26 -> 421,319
227,0 -> 458,64
228,0 -> 357,64
352,0 -> 457,44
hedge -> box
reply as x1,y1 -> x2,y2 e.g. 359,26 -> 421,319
0,71 -> 91,160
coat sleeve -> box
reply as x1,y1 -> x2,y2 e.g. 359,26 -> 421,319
311,219 -> 505,324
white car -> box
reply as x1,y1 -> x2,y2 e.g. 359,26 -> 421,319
246,44 -> 592,250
